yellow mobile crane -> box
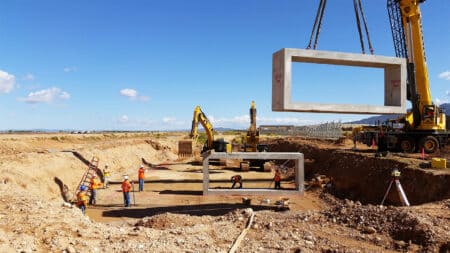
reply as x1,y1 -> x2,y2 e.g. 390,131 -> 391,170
358,0 -> 448,153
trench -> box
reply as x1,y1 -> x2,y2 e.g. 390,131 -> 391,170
269,139 -> 450,205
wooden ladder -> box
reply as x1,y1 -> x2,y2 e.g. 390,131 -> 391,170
73,156 -> 100,200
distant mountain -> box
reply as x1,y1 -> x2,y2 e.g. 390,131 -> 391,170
349,103 -> 450,125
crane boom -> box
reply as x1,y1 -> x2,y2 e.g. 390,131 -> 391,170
388,0 -> 445,131
398,0 -> 431,106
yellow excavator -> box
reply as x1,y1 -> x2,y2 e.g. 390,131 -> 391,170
358,0 -> 448,153
239,101 -> 271,171
242,101 -> 269,152
178,105 -> 231,157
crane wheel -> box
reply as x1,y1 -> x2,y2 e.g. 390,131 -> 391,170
399,138 -> 416,153
419,136 -> 439,154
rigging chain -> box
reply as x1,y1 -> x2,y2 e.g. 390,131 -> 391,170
353,0 -> 374,54
306,0 -> 327,50
306,0 -> 374,55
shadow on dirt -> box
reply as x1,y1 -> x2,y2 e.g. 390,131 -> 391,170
102,203 -> 274,218
62,150 -> 104,181
54,177 -> 71,202
181,169 -> 224,174
158,190 -> 203,195
149,166 -> 171,170
142,157 -> 191,169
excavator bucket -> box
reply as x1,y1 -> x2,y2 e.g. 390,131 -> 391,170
178,140 -> 193,157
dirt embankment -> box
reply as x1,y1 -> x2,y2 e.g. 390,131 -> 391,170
0,133 -> 180,202
269,138 -> 450,205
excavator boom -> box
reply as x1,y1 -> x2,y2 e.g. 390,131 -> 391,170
179,105 -> 230,157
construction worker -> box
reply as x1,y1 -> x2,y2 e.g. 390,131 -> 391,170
274,169 -> 282,189
138,165 -> 146,192
76,185 -> 88,215
230,175 -> 243,189
88,174 -> 102,205
103,164 -> 110,189
122,175 -> 132,207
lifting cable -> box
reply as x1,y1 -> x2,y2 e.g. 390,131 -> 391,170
353,0 -> 374,54
306,0 -> 327,50
306,0 -> 374,54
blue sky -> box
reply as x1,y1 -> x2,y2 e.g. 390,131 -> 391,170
0,0 -> 449,130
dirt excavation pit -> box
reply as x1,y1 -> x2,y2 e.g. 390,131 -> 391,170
1,133 -> 449,252
269,137 -> 450,205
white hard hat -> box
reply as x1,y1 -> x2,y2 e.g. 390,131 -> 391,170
140,164 -> 144,168
124,175 -> 129,180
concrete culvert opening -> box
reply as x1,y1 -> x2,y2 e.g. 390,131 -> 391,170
268,138 -> 450,205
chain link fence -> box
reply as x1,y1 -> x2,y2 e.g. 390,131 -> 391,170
259,122 -> 343,140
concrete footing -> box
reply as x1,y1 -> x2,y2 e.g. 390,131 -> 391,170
272,48 -> 407,114
202,151 -> 304,195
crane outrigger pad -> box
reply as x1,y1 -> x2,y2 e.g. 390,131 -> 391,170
272,48 -> 407,114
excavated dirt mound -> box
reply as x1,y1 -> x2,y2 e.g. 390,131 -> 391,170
321,194 -> 450,251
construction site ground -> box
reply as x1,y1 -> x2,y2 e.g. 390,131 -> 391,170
0,132 -> 449,252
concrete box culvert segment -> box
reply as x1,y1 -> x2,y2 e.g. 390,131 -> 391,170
272,48 -> 407,114
202,151 -> 304,195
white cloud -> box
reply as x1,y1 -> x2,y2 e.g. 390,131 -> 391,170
18,87 -> 71,104
446,90 -> 450,96
439,71 -> 450,80
116,115 -> 155,127
162,117 -> 185,126
0,70 -> 16,94
435,98 -> 449,106
119,88 -> 150,102
22,73 -> 35,81
59,91 -> 70,100
63,67 -> 77,73
137,95 -> 150,102
163,117 -> 176,123
120,88 -> 137,98
118,115 -> 129,123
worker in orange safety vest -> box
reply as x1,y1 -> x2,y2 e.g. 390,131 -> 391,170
77,185 -> 88,215
274,169 -> 282,189
230,175 -> 243,189
122,175 -> 132,207
88,174 -> 102,205
138,165 -> 146,192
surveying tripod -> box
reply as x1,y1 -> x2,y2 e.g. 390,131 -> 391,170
381,169 -> 410,206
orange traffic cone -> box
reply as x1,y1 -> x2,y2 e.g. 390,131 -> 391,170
421,148 -> 425,160
371,138 -> 376,149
